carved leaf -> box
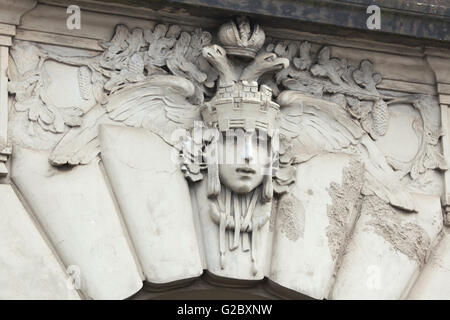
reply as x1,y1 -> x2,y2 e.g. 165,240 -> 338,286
346,96 -> 361,119
293,41 -> 312,71
188,28 -> 212,60
166,25 -> 181,38
353,60 -> 381,92
317,46 -> 330,64
99,24 -> 129,53
310,47 -> 343,85
128,53 -> 144,76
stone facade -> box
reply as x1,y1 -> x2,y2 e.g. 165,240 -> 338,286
1,0 -> 450,300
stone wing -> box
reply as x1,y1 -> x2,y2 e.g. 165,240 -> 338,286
277,90 -> 364,161
277,90 -> 416,212
49,75 -> 201,166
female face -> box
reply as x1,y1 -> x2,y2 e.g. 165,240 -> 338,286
217,129 -> 270,194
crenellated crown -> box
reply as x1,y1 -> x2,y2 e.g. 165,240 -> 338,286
217,17 -> 265,59
201,81 -> 279,137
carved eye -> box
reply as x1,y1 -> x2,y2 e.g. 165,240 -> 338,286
265,54 -> 275,62
216,47 -> 223,55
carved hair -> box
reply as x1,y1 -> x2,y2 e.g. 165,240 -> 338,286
207,162 -> 221,198
262,140 -> 274,202
206,137 -> 221,198
262,169 -> 273,203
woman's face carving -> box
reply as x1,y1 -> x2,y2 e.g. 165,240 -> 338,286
217,130 -> 270,194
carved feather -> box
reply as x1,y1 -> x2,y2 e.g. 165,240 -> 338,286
49,105 -> 108,166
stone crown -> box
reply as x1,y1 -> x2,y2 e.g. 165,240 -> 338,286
217,17 -> 265,59
201,81 -> 279,137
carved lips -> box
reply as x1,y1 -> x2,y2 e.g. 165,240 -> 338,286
236,166 -> 257,176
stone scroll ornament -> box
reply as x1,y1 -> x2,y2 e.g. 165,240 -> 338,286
7,17 -> 447,271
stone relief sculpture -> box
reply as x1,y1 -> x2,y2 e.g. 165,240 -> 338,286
5,17 -> 447,299
0,138 -> 10,176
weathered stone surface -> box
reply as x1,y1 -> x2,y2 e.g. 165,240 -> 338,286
3,6 -> 450,299
0,184 -> 80,299
407,227 -> 450,299
89,0 -> 450,44
11,146 -> 143,299
331,193 -> 442,300
99,124 -> 203,284
269,153 -> 364,300
0,0 -> 35,25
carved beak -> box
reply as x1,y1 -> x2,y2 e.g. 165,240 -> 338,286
202,46 -> 214,60
273,57 -> 290,70
263,53 -> 289,71
240,53 -> 289,82
202,44 -> 225,61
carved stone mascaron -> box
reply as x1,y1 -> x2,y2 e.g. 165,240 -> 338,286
1,13 -> 449,300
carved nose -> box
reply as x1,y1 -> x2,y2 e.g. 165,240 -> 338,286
244,136 -> 254,163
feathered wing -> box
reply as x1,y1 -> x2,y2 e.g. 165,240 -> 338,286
50,75 -> 201,166
277,90 -> 364,162
49,105 -> 108,165
277,90 -> 416,212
